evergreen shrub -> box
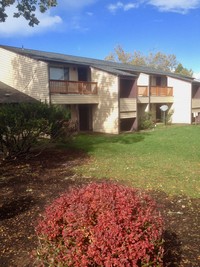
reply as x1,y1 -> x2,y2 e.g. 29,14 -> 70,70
0,102 -> 73,159
139,112 -> 155,130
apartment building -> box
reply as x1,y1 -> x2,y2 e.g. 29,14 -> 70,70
0,45 -> 200,134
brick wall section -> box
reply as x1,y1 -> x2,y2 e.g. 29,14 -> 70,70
91,68 -> 119,134
0,48 -> 49,103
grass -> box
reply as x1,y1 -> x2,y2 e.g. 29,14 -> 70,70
67,125 -> 200,198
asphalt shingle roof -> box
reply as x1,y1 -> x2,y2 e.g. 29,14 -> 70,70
0,45 -> 195,82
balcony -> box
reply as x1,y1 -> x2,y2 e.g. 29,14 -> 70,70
138,86 -> 173,104
49,80 -> 99,105
50,80 -> 98,95
138,86 -> 173,97
151,86 -> 173,96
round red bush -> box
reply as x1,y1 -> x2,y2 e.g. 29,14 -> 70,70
35,182 -> 163,266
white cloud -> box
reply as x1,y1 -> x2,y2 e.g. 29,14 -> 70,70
49,0 -> 97,32
86,12 -> 94,16
107,0 -> 200,14
0,7 -> 62,37
108,2 -> 138,13
124,3 -> 138,11
146,0 -> 200,14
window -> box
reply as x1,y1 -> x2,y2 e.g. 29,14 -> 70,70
156,77 -> 161,86
50,67 -> 69,80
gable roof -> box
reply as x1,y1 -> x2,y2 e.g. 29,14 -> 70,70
0,45 -> 194,82
0,82 -> 37,103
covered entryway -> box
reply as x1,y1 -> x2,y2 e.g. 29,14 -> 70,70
156,104 -> 162,122
78,104 -> 92,131
151,103 -> 172,123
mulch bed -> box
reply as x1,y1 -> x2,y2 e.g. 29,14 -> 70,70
0,148 -> 199,267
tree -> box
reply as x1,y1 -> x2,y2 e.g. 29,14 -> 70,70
105,45 -> 134,64
105,45 -> 192,75
175,63 -> 193,77
145,51 -> 177,72
0,0 -> 57,26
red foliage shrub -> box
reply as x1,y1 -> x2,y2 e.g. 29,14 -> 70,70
35,182 -> 163,266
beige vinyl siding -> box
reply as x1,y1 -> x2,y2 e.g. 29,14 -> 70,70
192,108 -> 200,113
120,112 -> 137,119
192,99 -> 200,113
150,96 -> 174,103
0,48 -> 49,103
120,98 -> 137,119
51,94 -> 99,104
120,98 -> 137,112
91,68 -> 119,134
70,105 -> 78,121
137,104 -> 149,118
138,97 -> 149,104
192,99 -> 200,109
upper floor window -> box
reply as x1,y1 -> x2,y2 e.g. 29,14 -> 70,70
50,67 -> 69,80
150,76 -> 167,87
156,77 -> 161,86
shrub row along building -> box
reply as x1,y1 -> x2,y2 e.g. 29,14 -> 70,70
0,45 -> 200,134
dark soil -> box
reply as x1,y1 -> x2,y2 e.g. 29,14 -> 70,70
0,148 -> 199,267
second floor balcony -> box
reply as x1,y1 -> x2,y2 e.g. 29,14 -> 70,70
50,80 -> 98,95
138,86 -> 173,104
138,86 -> 173,97
151,86 -> 173,96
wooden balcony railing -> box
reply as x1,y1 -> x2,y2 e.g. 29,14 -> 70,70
50,80 -> 98,95
150,86 -> 173,96
137,86 -> 173,97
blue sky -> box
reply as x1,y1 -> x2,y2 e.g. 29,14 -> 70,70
0,0 -> 200,77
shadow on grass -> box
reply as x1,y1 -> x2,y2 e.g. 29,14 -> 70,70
69,132 -> 149,153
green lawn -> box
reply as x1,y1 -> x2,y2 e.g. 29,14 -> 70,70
68,125 -> 200,198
